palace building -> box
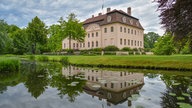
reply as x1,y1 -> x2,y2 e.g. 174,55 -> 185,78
62,7 -> 144,50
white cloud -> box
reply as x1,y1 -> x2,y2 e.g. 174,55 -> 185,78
0,0 -> 165,35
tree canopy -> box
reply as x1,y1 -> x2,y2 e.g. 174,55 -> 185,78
156,0 -> 192,52
144,32 -> 160,51
26,16 -> 47,54
62,13 -> 86,50
153,33 -> 174,55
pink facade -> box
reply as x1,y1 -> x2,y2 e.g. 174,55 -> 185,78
62,7 -> 144,50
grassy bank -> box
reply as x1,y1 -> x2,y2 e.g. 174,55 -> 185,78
0,57 -> 20,72
33,55 -> 192,71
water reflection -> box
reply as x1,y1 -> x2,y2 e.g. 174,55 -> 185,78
0,62 -> 191,108
62,66 -> 144,106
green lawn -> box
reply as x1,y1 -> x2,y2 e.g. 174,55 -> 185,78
41,55 -> 192,71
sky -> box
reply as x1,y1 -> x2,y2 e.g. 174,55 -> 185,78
0,0 -> 165,35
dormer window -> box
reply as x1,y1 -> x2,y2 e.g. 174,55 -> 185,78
136,21 -> 139,26
130,19 -> 133,25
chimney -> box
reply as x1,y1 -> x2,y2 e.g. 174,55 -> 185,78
107,7 -> 111,13
127,7 -> 131,15
92,15 -> 94,18
98,13 -> 102,16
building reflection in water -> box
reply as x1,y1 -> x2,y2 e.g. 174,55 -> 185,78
62,66 -> 144,107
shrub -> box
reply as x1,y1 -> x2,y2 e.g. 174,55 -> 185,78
28,55 -> 35,60
37,56 -> 49,61
67,49 -> 74,55
121,47 -> 132,51
91,48 -> 103,52
60,57 -> 69,65
104,45 -> 119,51
132,48 -> 138,51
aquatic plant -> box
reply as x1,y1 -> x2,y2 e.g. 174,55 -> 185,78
0,58 -> 20,72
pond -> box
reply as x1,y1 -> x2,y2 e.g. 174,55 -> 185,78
0,61 -> 192,108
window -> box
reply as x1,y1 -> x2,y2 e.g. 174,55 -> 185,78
96,32 -> 98,37
124,82 -> 126,87
111,26 -> 114,32
111,83 -> 114,88
104,28 -> 107,33
135,40 -> 136,46
124,27 -> 126,33
88,42 -> 90,47
131,40 -> 133,46
96,41 -> 98,47
88,33 -> 90,38
138,41 -> 139,46
80,43 -> 82,48
140,41 -> 142,46
120,27 -> 122,32
120,38 -> 122,45
105,83 -> 107,87
83,43 -> 85,47
73,43 -> 75,48
64,43 -> 65,48
128,40 -> 130,45
92,33 -> 94,37
131,29 -> 133,34
92,76 -> 94,81
76,43 -> 78,48
135,30 -> 136,35
92,41 -> 94,47
124,39 -> 126,45
128,28 -> 130,34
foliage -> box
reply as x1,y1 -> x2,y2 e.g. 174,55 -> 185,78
26,16 -> 47,54
132,48 -> 138,52
0,20 -> 9,54
121,47 -> 132,51
47,24 -> 63,52
61,13 -> 86,51
144,32 -> 160,50
10,29 -> 31,54
104,45 -> 119,51
153,33 -> 175,55
60,57 -> 69,65
37,55 -> 49,61
91,48 -> 102,52
181,40 -> 191,54
0,58 -> 20,72
156,0 -> 192,52
28,55 -> 35,61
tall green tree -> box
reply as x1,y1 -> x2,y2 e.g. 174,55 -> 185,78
62,13 -> 86,51
10,29 -> 30,54
0,20 -> 9,54
47,24 -> 62,52
153,33 -> 175,55
156,0 -> 192,53
26,16 -> 47,54
144,32 -> 160,50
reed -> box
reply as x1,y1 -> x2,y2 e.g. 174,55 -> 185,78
0,57 -> 20,72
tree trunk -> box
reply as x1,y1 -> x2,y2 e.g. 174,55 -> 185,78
32,42 -> 36,54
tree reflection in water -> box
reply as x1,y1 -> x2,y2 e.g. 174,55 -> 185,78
160,75 -> 192,108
